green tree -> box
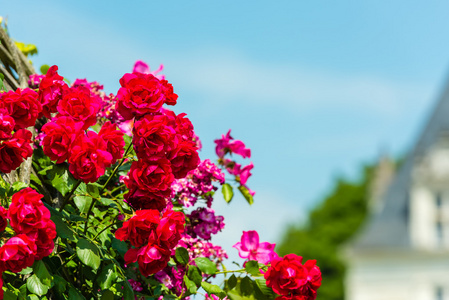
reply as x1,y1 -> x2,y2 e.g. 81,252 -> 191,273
277,165 -> 374,300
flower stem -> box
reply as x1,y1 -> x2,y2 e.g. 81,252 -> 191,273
83,142 -> 133,235
59,180 -> 82,211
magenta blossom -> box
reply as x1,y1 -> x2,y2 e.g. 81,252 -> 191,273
233,230 -> 278,265
133,60 -> 165,80
214,130 -> 251,159
224,160 -> 254,185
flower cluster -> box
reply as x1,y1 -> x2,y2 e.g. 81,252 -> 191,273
0,54 -> 322,300
215,130 -> 255,196
28,65 -> 125,183
155,266 -> 185,295
178,234 -> 228,264
0,89 -> 37,173
152,234 -> 228,298
115,208 -> 185,276
265,254 -> 322,300
124,111 -> 200,211
171,159 -> 225,207
0,188 -> 56,276
186,207 -> 225,240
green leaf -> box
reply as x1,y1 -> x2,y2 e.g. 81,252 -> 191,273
33,261 -> 52,287
194,257 -> 217,275
227,290 -> 255,300
187,265 -> 202,286
96,264 -> 118,290
30,173 -> 42,186
73,196 -> 92,214
87,184 -> 100,198
47,207 -> 75,241
40,65 -> 50,75
68,287 -> 86,300
240,277 -> 253,296
245,260 -> 261,277
183,275 -> 197,295
122,280 -> 134,300
111,238 -> 128,256
27,295 -> 39,300
48,165 -> 77,196
228,274 -> 237,290
26,275 -> 49,296
18,267 -> 32,275
0,73 -> 4,91
3,288 -> 18,300
53,275 -> 67,294
201,282 -> 226,299
238,185 -> 254,205
253,278 -> 274,299
101,290 -> 115,300
76,238 -> 101,270
9,181 -> 28,195
175,247 -> 189,265
222,183 -> 234,203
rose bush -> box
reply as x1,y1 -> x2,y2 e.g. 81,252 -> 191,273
0,43 -> 321,299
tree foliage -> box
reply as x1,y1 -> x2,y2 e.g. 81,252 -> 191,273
277,165 -> 374,300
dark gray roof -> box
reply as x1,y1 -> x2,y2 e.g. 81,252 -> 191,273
350,75 -> 449,251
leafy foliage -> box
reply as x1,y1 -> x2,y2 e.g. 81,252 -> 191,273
277,165 -> 374,300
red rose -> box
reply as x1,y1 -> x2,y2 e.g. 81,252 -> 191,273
0,272 -> 3,299
160,79 -> 178,106
38,65 -> 69,118
57,86 -> 101,130
0,234 -> 36,273
161,109 -> 195,142
26,220 -> 57,260
174,113 -> 195,141
157,209 -> 185,249
8,187 -> 50,234
124,188 -> 167,211
265,254 -> 321,300
124,243 -> 171,277
169,141 -> 200,179
115,209 -> 160,248
0,206 -> 8,232
0,88 -> 41,130
98,121 -> 125,164
68,132 -> 113,183
125,159 -> 174,194
116,72 -> 165,120
133,114 -> 176,160
0,112 -> 15,140
0,129 -> 33,174
42,116 -> 83,164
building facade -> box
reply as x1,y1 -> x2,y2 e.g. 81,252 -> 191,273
346,81 -> 449,300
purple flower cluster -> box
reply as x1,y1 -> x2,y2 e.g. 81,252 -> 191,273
177,234 -> 228,267
128,279 -> 143,292
171,159 -> 225,207
186,207 -> 225,240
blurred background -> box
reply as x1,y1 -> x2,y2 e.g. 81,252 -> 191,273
3,1 -> 449,299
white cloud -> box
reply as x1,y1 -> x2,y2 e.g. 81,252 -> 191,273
171,50 -> 433,119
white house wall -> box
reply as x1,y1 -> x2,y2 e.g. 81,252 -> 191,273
346,252 -> 449,300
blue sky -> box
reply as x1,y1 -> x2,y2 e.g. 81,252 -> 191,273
2,1 -> 449,261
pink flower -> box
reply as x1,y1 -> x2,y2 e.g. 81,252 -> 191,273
133,60 -> 165,80
224,160 -> 254,185
214,130 -> 251,159
233,230 -> 278,265
205,294 -> 228,300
